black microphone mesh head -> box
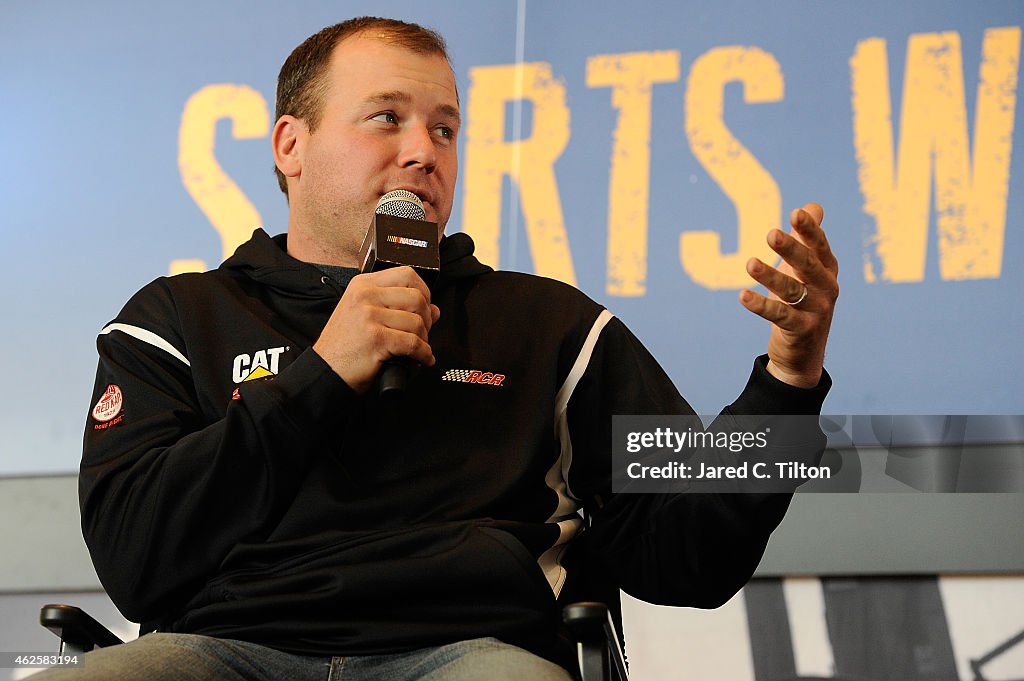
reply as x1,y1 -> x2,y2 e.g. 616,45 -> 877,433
375,190 -> 426,221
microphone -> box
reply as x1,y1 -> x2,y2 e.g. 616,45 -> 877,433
358,190 -> 440,397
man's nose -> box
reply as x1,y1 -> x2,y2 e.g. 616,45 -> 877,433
398,125 -> 437,173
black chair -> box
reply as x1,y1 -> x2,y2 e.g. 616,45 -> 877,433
41,600 -> 628,681
562,601 -> 629,681
39,604 -> 125,656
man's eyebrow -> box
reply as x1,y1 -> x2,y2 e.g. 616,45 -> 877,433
365,91 -> 412,107
365,91 -> 461,126
438,104 -> 461,127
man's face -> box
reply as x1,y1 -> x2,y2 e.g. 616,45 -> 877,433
289,34 -> 460,263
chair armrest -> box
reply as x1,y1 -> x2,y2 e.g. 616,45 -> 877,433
562,601 -> 629,681
39,604 -> 125,653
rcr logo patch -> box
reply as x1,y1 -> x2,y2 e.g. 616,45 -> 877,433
441,368 -> 506,386
232,346 -> 289,383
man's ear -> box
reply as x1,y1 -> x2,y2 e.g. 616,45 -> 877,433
272,115 -> 305,181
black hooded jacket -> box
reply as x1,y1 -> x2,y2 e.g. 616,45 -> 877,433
81,228 -> 830,660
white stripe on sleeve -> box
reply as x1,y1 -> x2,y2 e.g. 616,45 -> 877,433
99,323 -> 191,367
537,309 -> 614,595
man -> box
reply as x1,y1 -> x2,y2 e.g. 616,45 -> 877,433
45,16 -> 837,681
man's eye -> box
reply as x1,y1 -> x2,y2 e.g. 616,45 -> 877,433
436,126 -> 454,140
372,112 -> 398,124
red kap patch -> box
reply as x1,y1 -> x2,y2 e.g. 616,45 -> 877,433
92,384 -> 123,423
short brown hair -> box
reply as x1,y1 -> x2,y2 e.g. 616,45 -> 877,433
274,17 -> 452,195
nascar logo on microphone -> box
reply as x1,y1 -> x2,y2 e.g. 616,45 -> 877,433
387,235 -> 429,248
441,368 -> 506,386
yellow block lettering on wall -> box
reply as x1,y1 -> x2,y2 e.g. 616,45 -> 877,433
850,27 -> 1020,283
175,84 -> 270,274
587,50 -> 681,297
682,47 -> 784,290
461,63 -> 576,285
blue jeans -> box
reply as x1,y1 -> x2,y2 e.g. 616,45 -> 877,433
30,633 -> 574,680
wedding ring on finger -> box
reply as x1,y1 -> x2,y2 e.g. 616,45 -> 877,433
784,284 -> 808,306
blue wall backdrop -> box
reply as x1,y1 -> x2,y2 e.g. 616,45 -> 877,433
2,1 -> 1022,473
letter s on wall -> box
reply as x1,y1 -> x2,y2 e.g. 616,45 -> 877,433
175,84 -> 270,274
